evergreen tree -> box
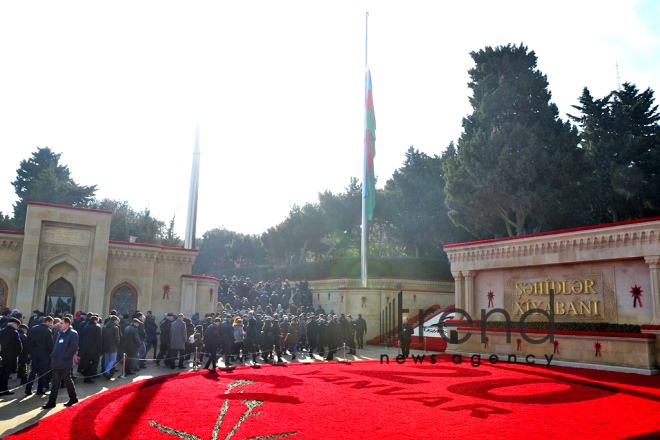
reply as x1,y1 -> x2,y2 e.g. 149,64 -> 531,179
443,44 -> 583,237
569,83 -> 660,223
11,147 -> 97,229
384,146 -> 472,257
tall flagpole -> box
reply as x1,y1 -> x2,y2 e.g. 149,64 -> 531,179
361,12 -> 369,288
185,123 -> 201,249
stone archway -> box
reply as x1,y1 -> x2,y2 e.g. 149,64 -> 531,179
45,277 -> 75,316
110,282 -> 138,318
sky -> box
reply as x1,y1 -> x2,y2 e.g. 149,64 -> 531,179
1,1 -> 659,240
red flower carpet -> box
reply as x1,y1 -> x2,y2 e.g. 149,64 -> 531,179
6,356 -> 660,440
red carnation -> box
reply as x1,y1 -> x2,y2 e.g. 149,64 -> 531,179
594,341 -> 602,357
162,283 -> 171,300
553,340 -> 560,354
516,338 -> 522,351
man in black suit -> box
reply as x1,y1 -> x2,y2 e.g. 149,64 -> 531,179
355,314 -> 367,349
203,318 -> 221,369
219,317 -> 234,367
25,316 -> 54,395
0,318 -> 22,395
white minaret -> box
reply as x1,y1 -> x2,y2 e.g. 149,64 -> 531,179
184,124 -> 201,249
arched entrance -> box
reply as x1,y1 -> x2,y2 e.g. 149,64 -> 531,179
0,279 -> 7,312
110,282 -> 137,318
45,277 -> 75,316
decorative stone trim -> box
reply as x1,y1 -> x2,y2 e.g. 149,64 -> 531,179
295,277 -> 454,292
445,221 -> 660,271
108,244 -> 196,265
0,237 -> 23,251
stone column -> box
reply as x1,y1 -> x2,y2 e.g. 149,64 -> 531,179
452,272 -> 464,314
645,256 -> 660,325
464,271 -> 476,319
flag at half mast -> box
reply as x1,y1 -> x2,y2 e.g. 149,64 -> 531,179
364,69 -> 376,220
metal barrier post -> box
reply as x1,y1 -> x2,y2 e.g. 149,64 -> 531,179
398,340 -> 401,355
119,354 -> 126,378
343,343 -> 346,360
424,337 -> 427,354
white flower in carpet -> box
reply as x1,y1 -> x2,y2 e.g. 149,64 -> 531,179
149,380 -> 298,440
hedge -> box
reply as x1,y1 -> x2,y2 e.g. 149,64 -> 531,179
459,321 -> 642,334
206,256 -> 452,282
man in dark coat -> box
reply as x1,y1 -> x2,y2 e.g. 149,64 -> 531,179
124,319 -> 141,375
27,310 -> 40,329
332,316 -> 343,359
43,317 -> 78,408
346,314 -> 357,355
324,316 -> 336,361
218,316 -> 234,367
245,314 -> 259,364
306,315 -> 318,355
399,316 -> 414,358
0,318 -> 22,395
203,318 -> 221,369
355,314 -> 367,349
317,316 -> 326,357
156,314 -> 174,366
79,316 -> 102,383
25,316 -> 54,395
101,316 -> 120,379
168,314 -> 187,370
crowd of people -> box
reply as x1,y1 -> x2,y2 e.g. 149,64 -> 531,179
0,276 -> 368,409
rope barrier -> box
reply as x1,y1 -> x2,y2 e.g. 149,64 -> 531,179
3,342 -> 361,393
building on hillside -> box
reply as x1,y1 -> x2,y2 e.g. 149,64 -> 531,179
0,202 -> 218,319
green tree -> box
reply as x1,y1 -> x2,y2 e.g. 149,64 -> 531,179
11,147 -> 97,229
385,146 -> 473,257
194,228 -> 237,274
443,44 -> 583,237
162,215 -> 184,247
89,199 -> 165,244
569,83 -> 660,223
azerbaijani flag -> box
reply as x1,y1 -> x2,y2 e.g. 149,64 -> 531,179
365,69 -> 376,221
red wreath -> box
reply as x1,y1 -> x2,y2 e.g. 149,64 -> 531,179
162,283 -> 171,300
553,340 -> 560,354
210,287 -> 214,302
328,292 -> 331,301
594,341 -> 602,357
516,338 -> 522,351
631,285 -> 643,308
317,293 -> 320,301
484,336 -> 489,348
487,291 -> 494,308
361,295 -> 367,308
341,294 -> 344,304
414,294 -> 417,302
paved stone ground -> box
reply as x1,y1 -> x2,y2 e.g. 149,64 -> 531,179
0,344 -> 419,437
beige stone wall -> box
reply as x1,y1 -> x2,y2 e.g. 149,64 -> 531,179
300,278 -> 455,341
470,259 -> 652,325
448,329 -> 657,370
105,243 -> 196,320
14,203 -> 112,314
445,219 -> 660,326
0,232 -> 23,309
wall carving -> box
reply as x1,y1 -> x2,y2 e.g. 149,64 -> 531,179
502,266 -> 616,323
447,227 -> 660,267
0,238 -> 23,252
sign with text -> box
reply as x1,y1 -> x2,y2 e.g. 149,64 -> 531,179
504,268 -> 616,322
